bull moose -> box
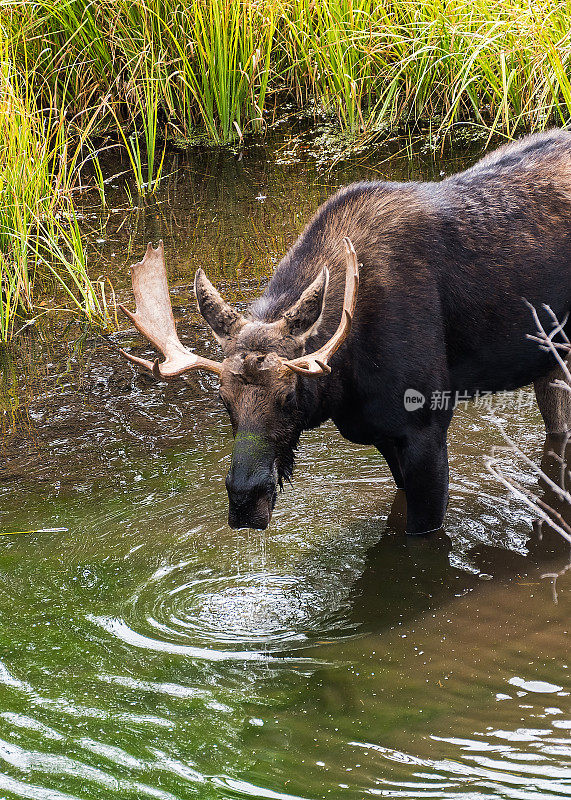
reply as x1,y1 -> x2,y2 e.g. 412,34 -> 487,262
119,130 -> 571,534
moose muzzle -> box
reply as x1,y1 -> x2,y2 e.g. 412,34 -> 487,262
226,432 -> 278,530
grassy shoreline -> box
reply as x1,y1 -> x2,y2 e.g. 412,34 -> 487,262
1,0 -> 570,340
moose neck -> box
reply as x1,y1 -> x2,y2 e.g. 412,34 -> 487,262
296,344 -> 341,427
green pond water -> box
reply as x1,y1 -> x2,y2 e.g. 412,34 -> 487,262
0,125 -> 569,799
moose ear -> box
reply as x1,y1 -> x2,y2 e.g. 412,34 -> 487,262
282,267 -> 329,344
195,269 -> 245,344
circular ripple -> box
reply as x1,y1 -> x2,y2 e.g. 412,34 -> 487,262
122,562 -> 357,655
169,574 -> 308,643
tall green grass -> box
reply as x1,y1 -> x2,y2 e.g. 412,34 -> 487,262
277,0 -> 571,135
9,0 -> 570,143
0,30 -> 111,341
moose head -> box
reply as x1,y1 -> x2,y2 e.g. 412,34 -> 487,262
119,239 -> 359,530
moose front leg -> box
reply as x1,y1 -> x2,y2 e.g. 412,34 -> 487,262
376,438 -> 405,489
397,425 -> 450,535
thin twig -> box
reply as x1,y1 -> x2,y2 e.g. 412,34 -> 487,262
524,300 -> 571,387
487,305 -> 571,550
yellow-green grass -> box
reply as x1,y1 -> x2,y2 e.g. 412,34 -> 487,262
0,33 -> 111,342
9,0 -> 571,141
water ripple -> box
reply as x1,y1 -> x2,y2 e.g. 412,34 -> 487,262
88,615 -> 329,665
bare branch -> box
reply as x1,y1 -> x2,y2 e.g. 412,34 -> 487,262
524,300 -> 571,389
485,455 -> 571,543
487,306 -> 571,559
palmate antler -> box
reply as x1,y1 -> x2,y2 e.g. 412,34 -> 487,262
118,237 -> 360,379
118,241 -> 223,378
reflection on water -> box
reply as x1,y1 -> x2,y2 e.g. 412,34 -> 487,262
0,129 -> 569,799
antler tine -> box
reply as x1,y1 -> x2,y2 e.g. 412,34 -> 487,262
118,240 -> 223,379
284,236 -> 360,377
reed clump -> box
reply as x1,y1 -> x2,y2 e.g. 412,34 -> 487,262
7,0 -> 571,142
0,31 -> 110,342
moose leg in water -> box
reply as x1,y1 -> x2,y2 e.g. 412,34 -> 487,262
396,423 -> 451,535
534,359 -> 571,435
